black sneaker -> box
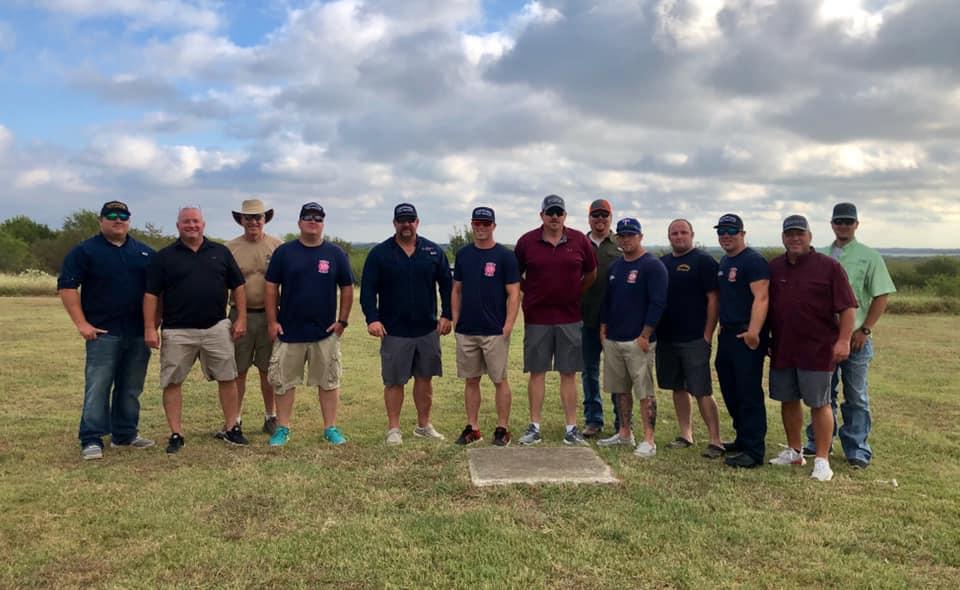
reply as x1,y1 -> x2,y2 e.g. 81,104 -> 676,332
492,427 -> 511,447
848,457 -> 869,470
262,416 -> 278,435
454,424 -> 483,446
724,453 -> 761,469
223,424 -> 249,446
723,440 -> 741,453
166,433 -> 185,454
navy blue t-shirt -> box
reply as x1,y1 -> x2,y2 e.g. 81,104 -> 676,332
717,247 -> 770,327
600,253 -> 668,342
265,240 -> 354,343
453,243 -> 520,336
58,233 -> 155,338
659,249 -> 719,343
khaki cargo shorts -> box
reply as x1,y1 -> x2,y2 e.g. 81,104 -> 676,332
160,319 -> 238,388
268,335 -> 342,393
455,333 -> 510,383
603,339 -> 657,400
230,309 -> 272,374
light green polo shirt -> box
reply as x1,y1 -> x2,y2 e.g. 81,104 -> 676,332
827,238 -> 896,329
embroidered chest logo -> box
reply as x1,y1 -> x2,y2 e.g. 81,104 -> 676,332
627,270 -> 638,284
318,260 -> 331,274
677,264 -> 691,272
483,262 -> 497,277
727,267 -> 738,282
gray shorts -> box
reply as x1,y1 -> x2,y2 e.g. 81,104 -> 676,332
655,339 -> 713,397
380,332 -> 442,386
769,367 -> 832,408
523,322 -> 583,374
230,308 -> 272,374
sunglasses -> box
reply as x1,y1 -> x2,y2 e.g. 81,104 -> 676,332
471,220 -> 493,227
104,212 -> 130,221
716,227 -> 740,236
300,214 -> 325,222
241,214 -> 263,222
544,208 -> 565,217
832,219 -> 856,226
590,211 -> 610,219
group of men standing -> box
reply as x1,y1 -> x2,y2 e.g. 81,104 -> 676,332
59,196 -> 895,482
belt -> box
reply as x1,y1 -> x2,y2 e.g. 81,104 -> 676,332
721,324 -> 749,333
232,306 -> 266,313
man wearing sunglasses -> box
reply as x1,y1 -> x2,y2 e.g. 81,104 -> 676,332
263,203 -> 354,447
713,213 -> 769,468
226,199 -> 283,437
144,206 -> 248,454
579,199 -> 622,438
451,207 -> 520,446
59,201 -> 156,460
361,203 -> 453,445
801,203 -> 896,469
514,195 -> 598,446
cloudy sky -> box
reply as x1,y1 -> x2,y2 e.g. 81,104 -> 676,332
1,0 -> 958,247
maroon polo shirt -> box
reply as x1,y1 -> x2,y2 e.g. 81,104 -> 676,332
514,226 -> 597,325
768,250 -> 858,371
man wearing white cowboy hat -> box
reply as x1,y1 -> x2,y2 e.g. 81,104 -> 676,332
226,199 -> 283,436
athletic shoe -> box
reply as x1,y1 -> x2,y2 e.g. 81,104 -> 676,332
581,424 -> 603,438
324,426 -> 347,446
262,416 -> 278,435
848,457 -> 869,470
269,426 -> 290,447
811,458 -> 834,482
165,433 -> 185,454
454,425 -> 483,446
722,441 -> 741,453
492,427 -> 511,447
634,441 -> 657,458
110,435 -> 155,448
385,428 -> 403,446
213,430 -> 227,440
769,448 -> 806,466
666,436 -> 693,449
597,433 -> 636,447
223,424 -> 249,446
413,424 -> 446,441
701,444 -> 725,459
518,423 -> 542,446
81,443 -> 103,460
563,427 -> 588,446
725,453 -> 761,468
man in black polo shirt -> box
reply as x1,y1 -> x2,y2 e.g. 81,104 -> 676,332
59,200 -> 156,460
144,206 -> 249,453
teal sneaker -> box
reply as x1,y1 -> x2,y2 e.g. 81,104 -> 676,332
269,425 -> 290,447
324,426 -> 347,446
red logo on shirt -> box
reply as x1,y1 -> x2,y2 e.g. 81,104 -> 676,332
727,267 -> 738,282
483,262 -> 497,277
627,270 -> 638,284
318,260 -> 330,273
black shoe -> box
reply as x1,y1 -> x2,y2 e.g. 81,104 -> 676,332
723,441 -> 741,453
223,424 -> 249,446
166,433 -> 185,454
848,457 -> 869,470
262,416 -> 278,435
454,424 -> 483,446
492,427 -> 511,447
725,453 -> 761,468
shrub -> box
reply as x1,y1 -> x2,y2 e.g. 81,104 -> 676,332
926,274 -> 960,299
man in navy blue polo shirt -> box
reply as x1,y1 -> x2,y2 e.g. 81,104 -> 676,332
451,206 -> 520,446
59,200 -> 156,460
360,203 -> 453,445
714,213 -> 770,468
144,206 -> 248,454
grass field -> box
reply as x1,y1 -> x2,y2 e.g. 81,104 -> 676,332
0,297 -> 958,589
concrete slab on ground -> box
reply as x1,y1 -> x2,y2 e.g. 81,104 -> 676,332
467,447 -> 619,487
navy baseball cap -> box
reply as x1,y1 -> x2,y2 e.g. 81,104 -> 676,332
714,213 -> 744,230
394,203 -> 418,221
471,207 -> 495,222
616,218 -> 642,235
782,215 -> 810,232
299,202 -> 325,218
832,202 -> 858,221
541,194 -> 565,212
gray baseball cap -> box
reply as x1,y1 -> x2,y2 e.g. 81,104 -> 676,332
782,215 -> 810,232
831,202 -> 858,221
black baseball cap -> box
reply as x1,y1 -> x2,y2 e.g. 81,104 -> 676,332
394,203 -> 418,221
832,202 -> 858,222
714,213 -> 744,230
471,207 -> 495,222
299,202 -> 325,218
100,200 -> 130,217
782,215 -> 810,232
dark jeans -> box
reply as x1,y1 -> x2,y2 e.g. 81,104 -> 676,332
79,334 -> 151,448
715,329 -> 767,462
581,326 -> 620,430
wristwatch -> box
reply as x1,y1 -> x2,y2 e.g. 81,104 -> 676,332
337,319 -> 349,328
859,326 -> 871,336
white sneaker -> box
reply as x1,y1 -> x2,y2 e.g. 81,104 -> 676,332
81,443 -> 103,460
769,447 -> 806,466
597,433 -> 636,447
111,435 -> 155,449
634,441 -> 657,458
413,424 -> 446,441
385,428 -> 403,445
810,458 -> 834,482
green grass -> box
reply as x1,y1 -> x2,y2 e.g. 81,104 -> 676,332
1,298 -> 958,589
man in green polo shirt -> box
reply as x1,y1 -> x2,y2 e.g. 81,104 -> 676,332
803,202 -> 896,469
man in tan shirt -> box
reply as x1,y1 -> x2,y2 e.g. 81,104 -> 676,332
226,199 -> 284,435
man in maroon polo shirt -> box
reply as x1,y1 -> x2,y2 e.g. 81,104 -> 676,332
514,195 -> 598,445
767,215 -> 857,482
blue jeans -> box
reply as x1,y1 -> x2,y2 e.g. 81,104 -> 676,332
79,334 -> 151,448
581,326 -> 620,429
804,339 -> 873,462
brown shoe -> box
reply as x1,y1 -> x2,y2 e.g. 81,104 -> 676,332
582,424 -> 602,438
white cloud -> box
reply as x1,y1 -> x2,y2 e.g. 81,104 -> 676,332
0,125 -> 11,153
0,20 -> 15,52
94,135 -> 246,185
14,166 -> 94,193
36,0 -> 219,31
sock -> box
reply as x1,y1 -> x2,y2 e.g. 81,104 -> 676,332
565,424 -> 576,434
531,422 -> 540,431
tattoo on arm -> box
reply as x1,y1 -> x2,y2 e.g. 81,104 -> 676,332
647,398 -> 657,430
